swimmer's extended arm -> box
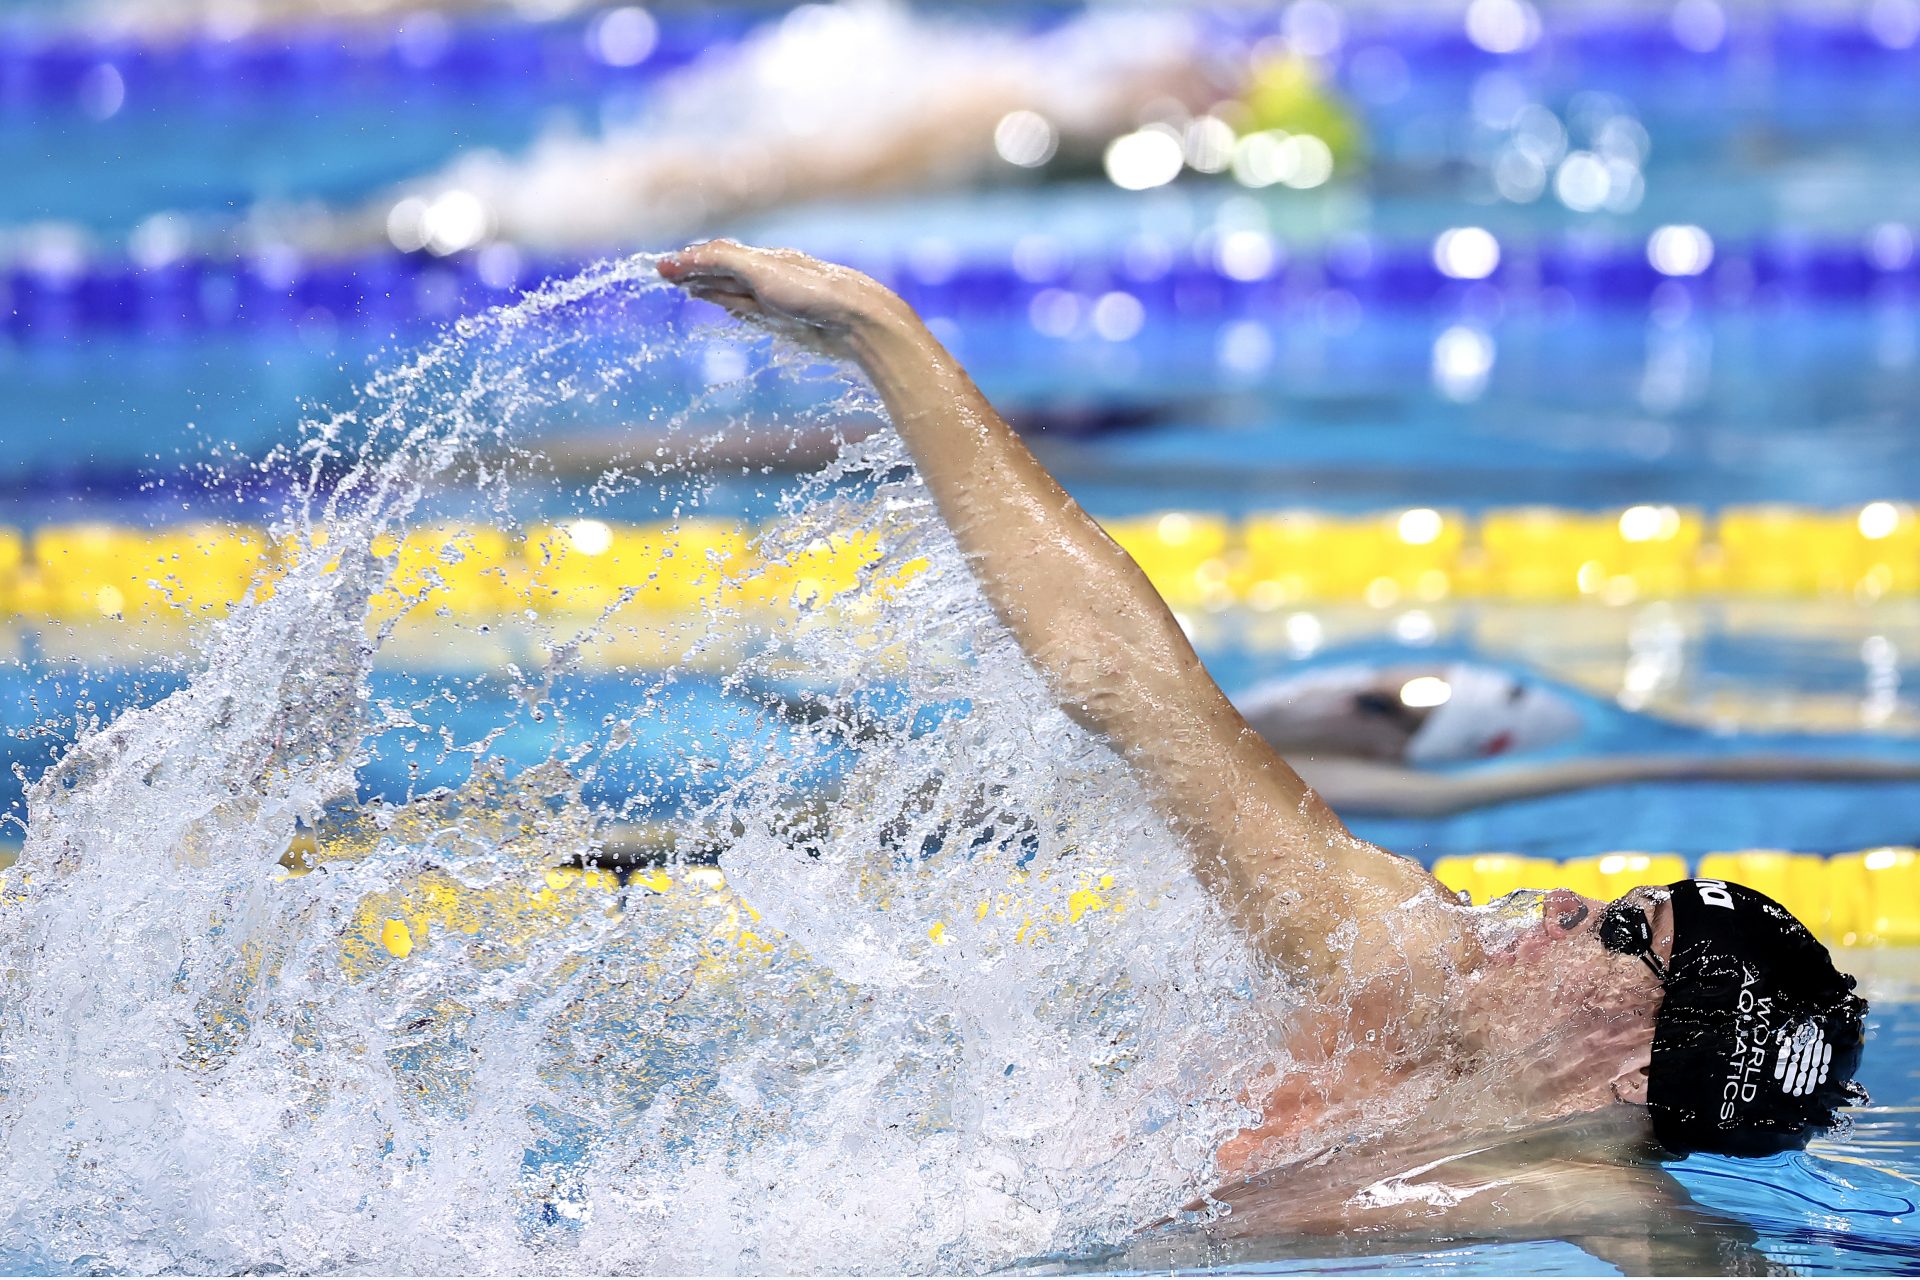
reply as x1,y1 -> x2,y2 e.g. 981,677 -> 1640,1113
659,242 -> 1461,987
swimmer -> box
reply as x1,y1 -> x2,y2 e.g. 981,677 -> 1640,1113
658,241 -> 1869,1267
1235,661 -> 1587,764
1236,661 -> 1920,817
65,0 -> 495,39
345,6 -> 1221,252
301,6 -> 1353,256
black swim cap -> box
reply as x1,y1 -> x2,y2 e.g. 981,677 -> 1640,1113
1646,879 -> 1868,1157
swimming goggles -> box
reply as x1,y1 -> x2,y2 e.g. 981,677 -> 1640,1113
1600,897 -> 1669,983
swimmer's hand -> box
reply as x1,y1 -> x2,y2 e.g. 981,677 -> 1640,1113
658,241 -> 910,357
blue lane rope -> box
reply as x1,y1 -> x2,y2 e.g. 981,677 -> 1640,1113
0,8 -> 756,108
3,231 -> 1915,339
1,2 -> 1915,115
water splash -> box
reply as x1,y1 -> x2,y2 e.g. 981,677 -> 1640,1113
0,258 -> 1282,1273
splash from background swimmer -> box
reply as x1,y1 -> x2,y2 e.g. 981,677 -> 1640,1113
0,258 -> 1284,1274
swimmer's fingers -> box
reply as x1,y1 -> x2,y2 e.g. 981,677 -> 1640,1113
677,281 -> 768,319
658,237 -> 760,281
660,240 -> 895,330
661,238 -> 829,286
657,249 -> 756,305
668,266 -> 855,359
659,241 -> 788,310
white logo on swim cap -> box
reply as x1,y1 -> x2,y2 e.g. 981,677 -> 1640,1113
1694,879 -> 1736,909
1773,1022 -> 1832,1098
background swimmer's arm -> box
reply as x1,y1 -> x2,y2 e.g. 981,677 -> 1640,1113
1290,752 -> 1920,817
659,242 -> 1462,988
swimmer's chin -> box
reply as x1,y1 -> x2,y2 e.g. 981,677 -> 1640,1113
1474,934 -> 1541,975
1462,907 -> 1552,969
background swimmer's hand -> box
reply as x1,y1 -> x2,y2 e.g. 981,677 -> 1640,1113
658,241 -> 910,357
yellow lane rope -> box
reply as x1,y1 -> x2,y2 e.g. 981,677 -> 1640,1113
3,502 -> 1916,623
302,843 -> 1920,977
323,845 -> 1915,975
0,841 -> 1909,1003
1432,848 -> 1920,947
5,844 -> 1907,966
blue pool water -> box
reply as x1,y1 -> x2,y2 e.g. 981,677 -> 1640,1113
2,4 -> 1918,1273
7,621 -> 1918,858
7,269 -> 1918,513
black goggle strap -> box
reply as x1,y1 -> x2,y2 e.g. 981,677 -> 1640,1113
1600,899 -> 1669,984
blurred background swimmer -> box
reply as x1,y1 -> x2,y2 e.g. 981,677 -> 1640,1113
44,0 -> 503,37
287,2 -> 1360,254
1233,661 -> 1920,817
1235,660 -> 1586,763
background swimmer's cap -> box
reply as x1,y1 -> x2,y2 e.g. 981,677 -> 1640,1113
1403,664 -> 1583,765
1238,53 -> 1366,171
1648,879 -> 1869,1156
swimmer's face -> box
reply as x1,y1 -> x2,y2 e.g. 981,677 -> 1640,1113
1482,885 -> 1674,970
1469,885 -> 1675,1108
1562,886 -> 1677,992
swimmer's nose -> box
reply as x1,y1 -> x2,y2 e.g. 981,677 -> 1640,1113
1542,888 -> 1603,936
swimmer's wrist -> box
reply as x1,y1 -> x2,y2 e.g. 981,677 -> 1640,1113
844,291 -> 944,370
843,283 -> 914,332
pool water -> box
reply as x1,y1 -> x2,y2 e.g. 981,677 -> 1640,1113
8,264 -> 1918,513
2,270 -> 1916,1276
2,2 -> 1918,1273
7,601 -> 1919,856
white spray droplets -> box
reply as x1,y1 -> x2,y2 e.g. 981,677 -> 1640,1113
0,256 -> 1279,1273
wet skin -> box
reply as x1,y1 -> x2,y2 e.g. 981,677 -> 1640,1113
1172,888 -> 1754,1276
657,243 -> 1759,1267
1213,884 -> 1678,1185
